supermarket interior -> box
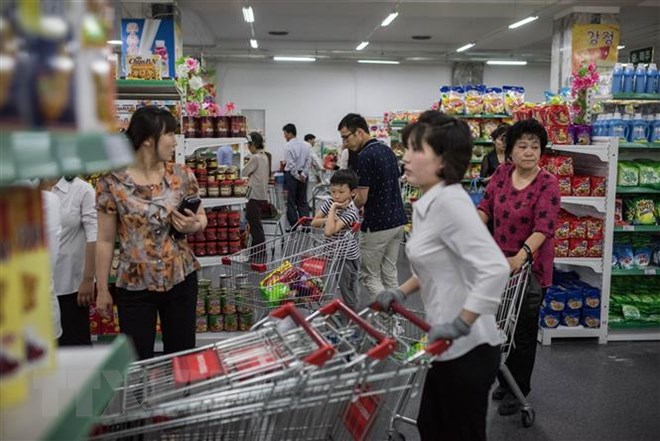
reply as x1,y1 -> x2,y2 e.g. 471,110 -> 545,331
0,0 -> 659,440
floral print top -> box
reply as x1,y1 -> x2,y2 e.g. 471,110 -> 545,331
96,163 -> 201,292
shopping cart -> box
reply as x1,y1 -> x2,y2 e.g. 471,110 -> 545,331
309,169 -> 334,212
90,300 -> 449,441
383,262 -> 534,438
220,216 -> 360,322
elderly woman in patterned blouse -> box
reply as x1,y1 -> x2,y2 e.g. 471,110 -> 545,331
477,119 -> 560,416
95,106 -> 206,360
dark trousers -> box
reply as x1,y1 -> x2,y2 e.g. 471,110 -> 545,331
57,292 -> 91,346
497,273 -> 544,396
246,199 -> 267,262
417,344 -> 500,441
115,272 -> 198,360
284,171 -> 309,227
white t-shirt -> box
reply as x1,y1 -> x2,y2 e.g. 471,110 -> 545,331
42,190 -> 62,339
406,182 -> 509,361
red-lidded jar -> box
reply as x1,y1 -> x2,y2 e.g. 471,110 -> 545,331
207,211 -> 218,227
219,241 -> 229,255
183,116 -> 199,138
199,116 -> 215,138
215,116 -> 230,137
206,241 -> 218,256
218,228 -> 228,241
220,180 -> 233,197
207,181 -> 220,198
198,183 -> 208,198
228,227 -> 240,241
228,240 -> 241,254
218,211 -> 229,227
193,231 -> 206,243
205,227 -> 218,242
227,211 -> 241,227
194,243 -> 206,256
233,179 -> 248,197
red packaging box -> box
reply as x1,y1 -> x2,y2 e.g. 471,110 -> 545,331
587,239 -> 603,257
568,239 -> 588,257
569,218 -> 586,239
591,176 -> 606,197
571,176 -> 591,196
586,218 -> 603,240
554,239 -> 569,258
558,176 -> 572,196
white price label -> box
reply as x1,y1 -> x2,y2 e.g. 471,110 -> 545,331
622,225 -> 634,231
644,268 -> 657,275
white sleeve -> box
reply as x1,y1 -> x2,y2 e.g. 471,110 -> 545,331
41,190 -> 62,339
80,182 -> 98,242
439,194 -> 510,315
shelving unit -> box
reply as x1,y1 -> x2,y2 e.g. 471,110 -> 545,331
539,137 -> 618,345
615,186 -> 660,194
0,336 -> 135,441
201,197 -> 248,209
115,79 -> 181,100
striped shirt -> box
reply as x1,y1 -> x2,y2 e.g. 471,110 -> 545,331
318,198 -> 360,261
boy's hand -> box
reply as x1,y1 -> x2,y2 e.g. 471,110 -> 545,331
331,200 -> 350,211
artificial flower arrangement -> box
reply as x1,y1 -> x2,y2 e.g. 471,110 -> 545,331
571,62 -> 600,125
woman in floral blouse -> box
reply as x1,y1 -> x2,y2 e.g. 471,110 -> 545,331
95,106 -> 207,360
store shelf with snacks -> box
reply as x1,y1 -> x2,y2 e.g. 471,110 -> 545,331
0,132 -> 134,185
616,186 -> 660,194
181,137 -> 249,158
614,225 -> 660,233
115,79 -> 181,100
0,336 -> 135,441
201,197 -> 248,209
456,114 -> 512,119
611,266 -> 659,276
548,143 -> 611,163
554,257 -> 604,273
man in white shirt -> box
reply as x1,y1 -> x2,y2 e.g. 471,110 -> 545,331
282,123 -> 312,229
304,133 -> 325,206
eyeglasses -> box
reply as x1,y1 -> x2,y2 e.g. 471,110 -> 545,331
340,131 -> 355,141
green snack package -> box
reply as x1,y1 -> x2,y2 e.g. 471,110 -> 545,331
633,198 -> 656,225
635,160 -> 660,190
622,304 -> 641,321
617,161 -> 639,187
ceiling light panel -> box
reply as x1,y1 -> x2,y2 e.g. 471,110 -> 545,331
456,42 -> 475,53
508,16 -> 538,29
487,60 -> 527,65
250,39 -> 258,49
356,41 -> 369,51
242,6 -> 254,23
273,56 -> 316,62
358,59 -> 399,65
381,12 -> 399,27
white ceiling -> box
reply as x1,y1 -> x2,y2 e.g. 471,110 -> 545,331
126,0 -> 660,65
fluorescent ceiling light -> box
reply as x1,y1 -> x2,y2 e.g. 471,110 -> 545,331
242,6 -> 254,23
617,45 -> 625,50
250,39 -> 258,49
356,41 -> 369,51
508,16 -> 538,29
381,12 -> 399,27
487,60 -> 528,65
107,40 -> 122,45
358,59 -> 400,65
273,56 -> 316,62
456,42 -> 475,53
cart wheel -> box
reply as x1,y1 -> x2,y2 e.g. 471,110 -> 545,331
521,407 -> 535,428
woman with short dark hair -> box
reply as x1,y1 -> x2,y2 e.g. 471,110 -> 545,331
480,123 -> 511,180
378,110 -> 510,441
95,106 -> 207,360
477,118 -> 559,415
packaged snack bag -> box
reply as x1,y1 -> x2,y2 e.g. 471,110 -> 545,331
554,239 -> 569,257
564,288 -> 583,310
587,239 -> 603,257
614,198 -> 624,224
571,176 -> 591,196
568,239 -> 588,257
554,156 -> 574,177
483,87 -> 504,114
466,119 -> 481,140
630,198 -> 656,225
582,287 -> 601,309
440,86 -> 465,115
547,124 -> 572,145
480,120 -> 499,140
613,240 -> 634,269
590,176 -> 606,197
561,310 -> 581,327
542,289 -> 566,312
513,105 -> 534,121
503,86 -> 525,115
581,308 -> 601,328
617,162 -> 639,187
554,213 -> 570,239
632,236 -> 653,268
568,217 -> 586,239
586,218 -> 604,240
635,160 -> 660,190
539,310 -> 561,328
465,85 -> 485,115
545,104 -> 571,126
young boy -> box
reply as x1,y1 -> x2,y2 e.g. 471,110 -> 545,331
311,169 -> 361,311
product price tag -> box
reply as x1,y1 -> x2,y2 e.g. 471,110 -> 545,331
623,225 -> 635,231
644,268 -> 656,275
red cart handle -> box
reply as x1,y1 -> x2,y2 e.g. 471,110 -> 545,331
269,303 -> 335,366
318,299 -> 396,360
296,216 -> 361,233
371,301 -> 452,357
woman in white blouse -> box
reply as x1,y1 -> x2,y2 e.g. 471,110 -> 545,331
377,110 -> 510,441
51,177 -> 97,346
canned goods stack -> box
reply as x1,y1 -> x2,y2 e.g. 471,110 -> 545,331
186,154 -> 248,199
188,208 -> 242,256
195,276 -> 254,334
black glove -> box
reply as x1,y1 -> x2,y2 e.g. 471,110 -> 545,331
428,316 -> 471,341
376,288 -> 406,311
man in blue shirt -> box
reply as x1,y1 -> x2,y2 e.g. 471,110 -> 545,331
216,144 -> 234,167
283,123 -> 312,228
337,113 -> 406,301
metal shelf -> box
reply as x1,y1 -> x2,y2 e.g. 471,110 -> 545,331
611,93 -> 660,101
115,79 -> 181,100
548,143 -> 610,162
0,336 -> 135,441
614,225 -> 660,233
620,142 -> 660,150
474,140 -> 494,145
554,257 -> 603,273
201,197 -> 248,208
611,266 -> 659,276
616,186 -> 660,194
561,196 -> 606,213
184,137 -> 249,156
538,325 -> 604,345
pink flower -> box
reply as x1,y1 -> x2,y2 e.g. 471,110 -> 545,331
224,102 -> 235,115
185,58 -> 200,74
185,101 -> 200,117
